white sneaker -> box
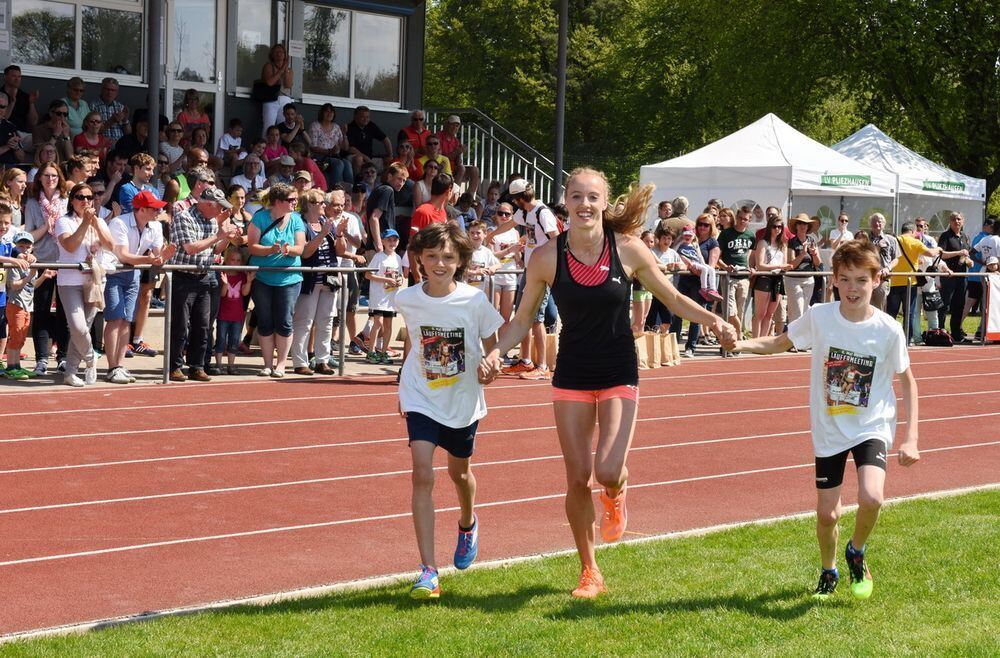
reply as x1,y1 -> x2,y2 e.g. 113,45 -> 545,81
122,368 -> 137,383
57,360 -> 67,373
84,362 -> 98,385
108,367 -> 131,384
64,373 -> 85,387
258,367 -> 273,377
683,348 -> 695,358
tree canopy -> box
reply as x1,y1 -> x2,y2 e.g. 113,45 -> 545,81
425,0 -> 1000,211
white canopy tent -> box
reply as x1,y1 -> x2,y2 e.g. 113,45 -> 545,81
832,124 -> 987,235
639,114 -> 896,233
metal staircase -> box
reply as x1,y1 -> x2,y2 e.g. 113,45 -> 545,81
426,108 -> 568,202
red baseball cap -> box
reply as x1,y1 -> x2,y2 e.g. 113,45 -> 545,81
132,190 -> 167,210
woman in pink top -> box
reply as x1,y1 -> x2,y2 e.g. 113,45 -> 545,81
176,89 -> 211,144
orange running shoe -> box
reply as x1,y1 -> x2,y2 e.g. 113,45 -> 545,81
600,487 -> 627,542
572,565 -> 608,599
501,360 -> 534,375
519,366 -> 552,380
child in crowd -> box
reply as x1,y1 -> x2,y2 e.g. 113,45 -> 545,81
465,221 -> 499,294
4,232 -> 53,380
215,248 -> 254,375
263,126 -> 288,170
676,227 -> 723,302
648,225 -> 682,332
365,229 -> 403,364
0,207 -> 18,363
395,222 -> 504,599
456,192 -> 478,230
735,240 -> 919,601
217,118 -> 248,169
631,229 -> 655,334
478,181 -> 502,228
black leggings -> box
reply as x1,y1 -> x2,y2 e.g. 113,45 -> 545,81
31,276 -> 68,364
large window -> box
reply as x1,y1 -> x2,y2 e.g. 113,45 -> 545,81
173,0 -> 217,83
13,0 -> 143,76
234,0 -> 288,89
301,5 -> 402,106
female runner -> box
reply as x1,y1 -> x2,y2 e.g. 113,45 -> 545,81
483,168 -> 736,598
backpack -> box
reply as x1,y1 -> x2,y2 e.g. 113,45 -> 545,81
524,204 -> 565,239
922,328 -> 953,347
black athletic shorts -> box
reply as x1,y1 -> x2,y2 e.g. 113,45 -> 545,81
406,411 -> 478,459
0,307 -> 7,339
814,438 -> 887,489
967,280 -> 983,301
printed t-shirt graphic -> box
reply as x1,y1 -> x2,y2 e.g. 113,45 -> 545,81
419,326 -> 466,388
824,347 -> 875,413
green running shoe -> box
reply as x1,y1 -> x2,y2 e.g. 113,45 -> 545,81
846,541 -> 873,600
812,570 -> 838,600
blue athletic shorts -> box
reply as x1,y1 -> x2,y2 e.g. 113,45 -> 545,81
406,412 -> 479,459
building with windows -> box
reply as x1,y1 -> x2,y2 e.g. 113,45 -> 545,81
3,0 -> 425,143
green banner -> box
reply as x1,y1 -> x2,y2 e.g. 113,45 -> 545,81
922,180 -> 965,192
821,174 -> 871,187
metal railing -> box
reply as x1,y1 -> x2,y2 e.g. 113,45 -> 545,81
426,108 -> 569,202
3,261 -> 374,384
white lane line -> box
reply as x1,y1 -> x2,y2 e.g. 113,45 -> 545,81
0,348 -> 994,401
2,419 -> 997,516
1,440 -> 996,568
4,369 -> 970,420
1,384 -> 995,453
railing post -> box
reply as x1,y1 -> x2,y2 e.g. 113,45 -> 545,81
338,271 -> 348,376
161,271 -> 172,385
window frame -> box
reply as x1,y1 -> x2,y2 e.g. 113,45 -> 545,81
13,0 -> 146,85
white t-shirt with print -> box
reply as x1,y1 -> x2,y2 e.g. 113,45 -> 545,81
787,302 -> 909,457
514,202 -> 558,265
368,250 -> 402,311
395,282 -> 504,428
467,244 -> 500,291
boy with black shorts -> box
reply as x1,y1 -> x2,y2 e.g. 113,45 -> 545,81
395,222 -> 503,599
735,240 -> 919,600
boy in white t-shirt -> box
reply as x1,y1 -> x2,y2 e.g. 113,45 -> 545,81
465,220 -> 499,295
364,229 -> 403,364
734,240 -> 919,601
395,222 -> 503,599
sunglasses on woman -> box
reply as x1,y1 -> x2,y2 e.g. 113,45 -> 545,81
73,194 -> 94,201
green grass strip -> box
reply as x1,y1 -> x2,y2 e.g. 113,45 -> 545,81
4,489 -> 998,657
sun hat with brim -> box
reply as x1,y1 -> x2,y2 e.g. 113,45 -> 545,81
789,213 -> 820,231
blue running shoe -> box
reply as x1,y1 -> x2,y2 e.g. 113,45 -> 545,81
409,564 -> 440,600
454,514 -> 479,570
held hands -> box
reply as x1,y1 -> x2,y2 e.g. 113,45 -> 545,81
478,352 -> 502,384
710,319 -> 738,352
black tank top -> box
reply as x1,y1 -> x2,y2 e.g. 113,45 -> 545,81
551,230 -> 638,389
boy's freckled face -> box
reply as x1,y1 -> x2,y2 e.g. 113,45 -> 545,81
834,265 -> 878,307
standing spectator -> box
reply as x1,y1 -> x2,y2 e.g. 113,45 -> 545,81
308,103 -> 352,186
104,191 -> 174,383
346,105 -> 392,175
887,221 -> 939,345
2,65 -> 38,134
247,183 -> 306,377
364,229 -> 403,363
397,110 -> 431,154
646,224 -> 682,332
260,44 -> 294,137
478,181 -> 502,228
828,213 -> 854,250
214,247 -> 253,375
169,161 -> 214,217
63,77 -> 91,137
937,211 -> 972,341
862,213 -> 900,311
717,205 -> 756,340
167,188 -> 238,382
91,78 -> 130,146
656,200 -> 673,223
409,173 -> 453,243
291,188 -> 344,375
0,92 -> 26,165
32,100 -> 74,162
4,232 -> 52,380
663,195 -> 693,234
962,217 -> 993,337
365,162 -> 409,255
118,153 -> 159,213
785,213 -> 821,326
328,185 -> 367,355
751,214 -> 791,338
436,115 -> 480,197
24,162 -> 69,374
176,89 -> 211,144
2,168 -> 28,227
56,183 -> 115,387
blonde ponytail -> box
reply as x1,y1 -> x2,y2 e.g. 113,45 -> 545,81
565,167 -> 653,235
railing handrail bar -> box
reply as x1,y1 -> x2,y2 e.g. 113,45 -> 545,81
427,106 -> 559,168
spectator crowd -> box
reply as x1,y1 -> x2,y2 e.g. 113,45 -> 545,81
0,61 -> 995,385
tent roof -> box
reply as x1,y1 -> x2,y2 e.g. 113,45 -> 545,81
642,113 -> 896,197
832,124 -> 986,201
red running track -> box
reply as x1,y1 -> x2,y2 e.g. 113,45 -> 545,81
1,346 -> 999,636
